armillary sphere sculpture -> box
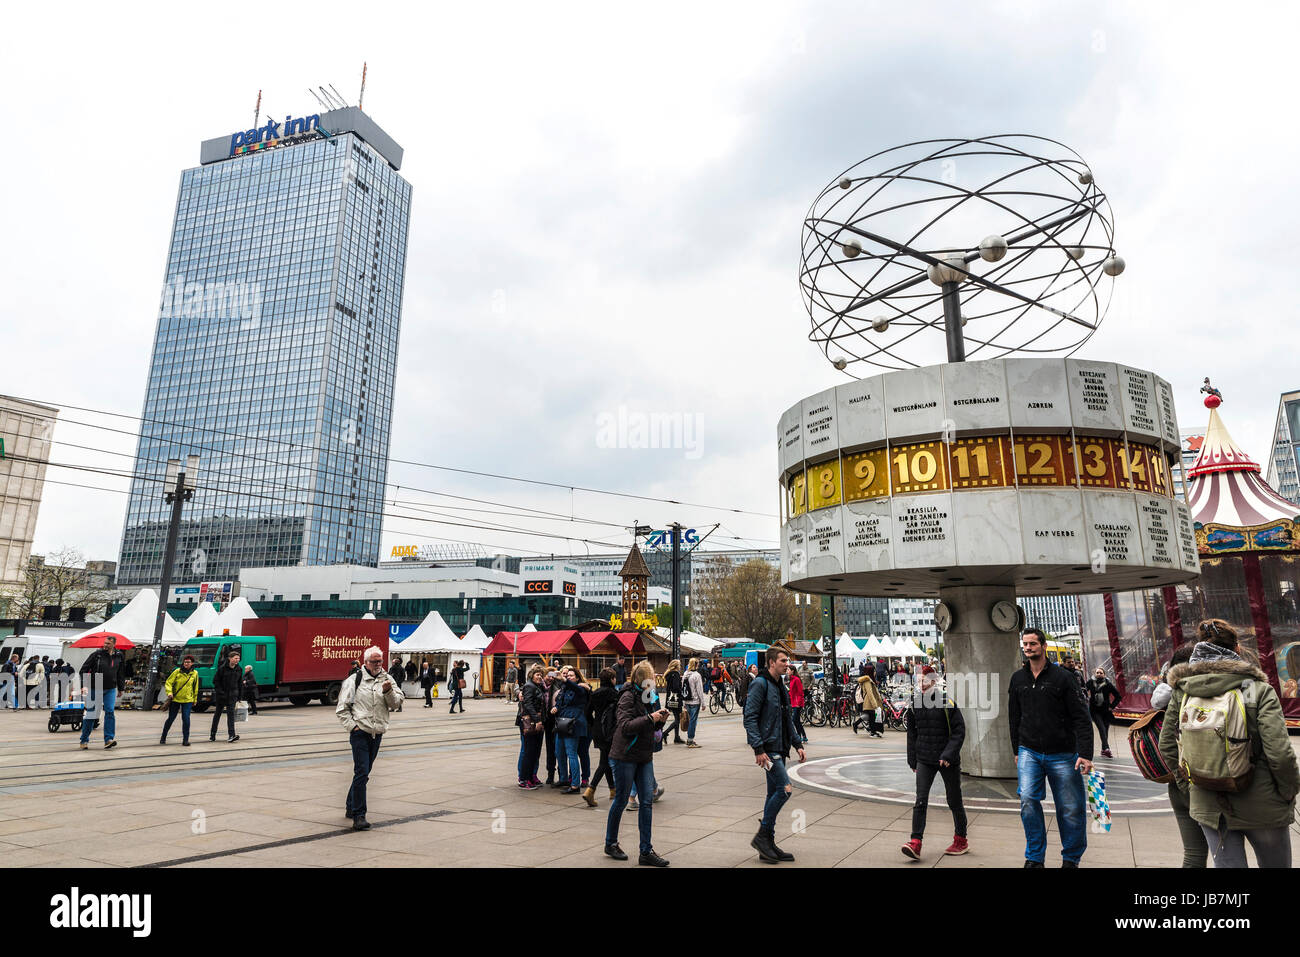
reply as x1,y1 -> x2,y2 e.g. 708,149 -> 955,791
801,135 -> 1125,373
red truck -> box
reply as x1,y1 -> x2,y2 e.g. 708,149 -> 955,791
185,617 -> 391,709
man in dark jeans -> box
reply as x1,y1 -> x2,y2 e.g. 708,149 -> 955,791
902,666 -> 968,861
77,637 -> 127,749
209,650 -> 243,743
336,645 -> 403,830
448,661 -> 465,713
742,647 -> 806,864
1009,628 -> 1093,868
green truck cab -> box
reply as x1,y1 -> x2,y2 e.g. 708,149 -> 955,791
184,636 -> 276,711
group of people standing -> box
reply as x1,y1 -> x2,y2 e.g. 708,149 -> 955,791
2,654 -> 76,709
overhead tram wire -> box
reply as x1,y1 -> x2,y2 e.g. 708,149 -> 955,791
15,451 -> 780,558
10,392 -> 777,518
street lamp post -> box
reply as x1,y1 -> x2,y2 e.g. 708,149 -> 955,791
143,455 -> 198,708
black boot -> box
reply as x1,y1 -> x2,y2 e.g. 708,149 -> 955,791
768,836 -> 795,862
751,828 -> 781,864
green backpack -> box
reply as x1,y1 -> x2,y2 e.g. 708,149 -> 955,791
1176,681 -> 1258,792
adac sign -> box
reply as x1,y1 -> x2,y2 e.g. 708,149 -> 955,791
230,114 -> 321,156
391,545 -> 419,559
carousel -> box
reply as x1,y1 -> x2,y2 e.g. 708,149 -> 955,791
1079,384 -> 1300,723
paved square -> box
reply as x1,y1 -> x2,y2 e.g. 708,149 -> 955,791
2,700 -> 1296,867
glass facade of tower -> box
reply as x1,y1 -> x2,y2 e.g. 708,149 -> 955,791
118,125 -> 411,586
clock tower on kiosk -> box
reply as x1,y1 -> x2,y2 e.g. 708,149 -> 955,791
618,543 -> 651,625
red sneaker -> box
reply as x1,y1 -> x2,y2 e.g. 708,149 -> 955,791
901,839 -> 922,860
945,836 -> 969,855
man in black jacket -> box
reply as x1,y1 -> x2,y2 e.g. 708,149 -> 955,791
1009,628 -> 1093,868
902,666 -> 967,861
209,649 -> 243,743
742,647 -> 806,864
77,636 -> 127,750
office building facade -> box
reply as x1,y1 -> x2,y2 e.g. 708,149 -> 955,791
118,107 -> 411,586
1266,389 -> 1300,505
1020,594 -> 1081,638
0,396 -> 58,609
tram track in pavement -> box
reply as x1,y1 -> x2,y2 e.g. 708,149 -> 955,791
0,706 -> 524,791
0,706 -> 754,791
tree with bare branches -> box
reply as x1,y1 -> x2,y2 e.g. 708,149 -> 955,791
695,559 -> 800,645
0,547 -> 116,620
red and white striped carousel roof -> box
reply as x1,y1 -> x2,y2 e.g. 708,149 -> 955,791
1187,402 -> 1300,528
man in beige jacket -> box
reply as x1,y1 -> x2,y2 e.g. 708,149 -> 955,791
336,645 -> 403,830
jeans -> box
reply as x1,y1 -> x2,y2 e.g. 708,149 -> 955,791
760,755 -> 792,835
591,745 -> 614,790
1167,783 -> 1208,868
161,702 -> 192,742
517,729 -> 543,781
792,706 -> 806,740
668,708 -> 683,741
686,704 -> 700,739
577,735 -> 591,782
347,728 -> 383,817
449,687 -> 464,712
210,698 -> 238,739
1017,746 -> 1087,864
912,761 -> 967,840
559,734 -> 581,787
544,726 -> 557,778
80,687 -> 117,743
606,758 -> 655,853
1090,710 -> 1111,752
1198,824 -> 1292,868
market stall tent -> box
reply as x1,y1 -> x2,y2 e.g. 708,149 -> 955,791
209,597 -> 258,637
183,602 -> 220,637
63,590 -> 187,670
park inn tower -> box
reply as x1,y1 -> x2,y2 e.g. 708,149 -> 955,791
117,107 -> 412,587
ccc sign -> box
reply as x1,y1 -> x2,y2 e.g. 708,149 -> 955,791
524,580 -> 553,594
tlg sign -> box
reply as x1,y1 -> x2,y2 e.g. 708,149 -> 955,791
646,528 -> 697,550
229,114 -> 321,156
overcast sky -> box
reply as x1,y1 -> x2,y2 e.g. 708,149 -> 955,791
3,1 -> 1293,567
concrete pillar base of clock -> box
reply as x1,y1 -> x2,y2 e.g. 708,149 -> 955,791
939,585 -> 1021,779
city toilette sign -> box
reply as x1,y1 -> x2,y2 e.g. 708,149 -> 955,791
229,114 -> 321,156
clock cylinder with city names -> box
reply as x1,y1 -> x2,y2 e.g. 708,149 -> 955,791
778,358 -> 1199,598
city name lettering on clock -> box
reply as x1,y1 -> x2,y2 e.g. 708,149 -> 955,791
229,114 -> 321,155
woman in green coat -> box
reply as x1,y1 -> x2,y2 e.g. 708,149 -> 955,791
1159,620 -> 1299,868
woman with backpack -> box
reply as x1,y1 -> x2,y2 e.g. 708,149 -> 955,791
1085,666 -> 1122,758
663,660 -> 685,744
1158,619 -> 1300,868
683,658 -> 705,748
603,660 -> 670,866
585,668 -> 619,806
1149,642 -> 1208,868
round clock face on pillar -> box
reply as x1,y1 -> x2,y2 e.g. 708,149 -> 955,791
990,600 -> 1021,633
933,601 -> 954,633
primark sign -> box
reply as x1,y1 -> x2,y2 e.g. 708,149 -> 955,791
228,113 -> 321,156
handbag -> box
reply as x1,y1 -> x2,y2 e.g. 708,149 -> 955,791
520,713 -> 543,735
678,711 -> 689,732
666,691 -> 681,709
555,714 -> 577,736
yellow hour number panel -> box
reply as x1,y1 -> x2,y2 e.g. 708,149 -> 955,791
1072,437 -> 1123,489
1012,434 -> 1076,487
808,459 -> 842,510
843,449 -> 890,501
788,470 -> 808,517
948,435 -> 1013,489
890,441 -> 949,495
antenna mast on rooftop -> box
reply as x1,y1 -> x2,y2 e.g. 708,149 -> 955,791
254,89 -> 261,129
358,62 -> 367,111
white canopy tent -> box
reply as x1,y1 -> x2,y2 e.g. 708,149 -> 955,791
678,630 -> 722,654
390,611 -> 481,696
521,623 -> 537,632
894,638 -> 927,657
182,602 -> 220,638
62,590 -> 188,670
209,597 -> 258,637
462,624 -> 491,651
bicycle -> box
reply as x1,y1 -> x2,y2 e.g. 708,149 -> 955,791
804,686 -> 828,727
707,684 -> 734,714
